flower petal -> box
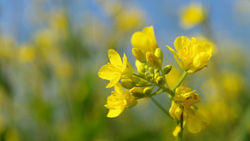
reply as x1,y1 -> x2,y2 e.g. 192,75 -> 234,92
98,63 -> 116,80
106,74 -> 121,88
108,49 -> 122,67
106,107 -> 125,118
114,83 -> 124,94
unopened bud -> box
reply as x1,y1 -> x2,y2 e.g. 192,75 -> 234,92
154,72 -> 160,80
131,77 -> 140,83
163,65 -> 172,74
132,48 -> 146,63
130,87 -> 144,98
148,67 -> 154,73
121,79 -> 135,89
135,60 -> 145,73
156,76 -> 165,85
146,52 -> 162,69
143,87 -> 152,95
138,81 -> 147,86
154,48 -> 163,62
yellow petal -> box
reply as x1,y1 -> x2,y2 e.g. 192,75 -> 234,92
114,83 -> 124,94
108,49 -> 122,67
186,111 -> 203,133
173,124 -> 181,137
98,63 -> 117,80
106,74 -> 121,88
174,36 -> 190,52
131,32 -> 152,53
142,26 -> 157,51
106,108 -> 124,118
167,46 -> 178,57
169,101 -> 178,118
121,53 -> 127,72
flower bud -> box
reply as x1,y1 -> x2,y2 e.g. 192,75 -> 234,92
148,67 -> 154,73
132,48 -> 146,63
121,79 -> 135,89
163,65 -> 172,74
131,77 -> 140,83
138,81 -> 147,86
130,87 -> 144,98
146,52 -> 162,69
143,87 -> 152,95
156,76 -> 165,85
135,60 -> 145,73
154,72 -> 160,80
154,48 -> 163,62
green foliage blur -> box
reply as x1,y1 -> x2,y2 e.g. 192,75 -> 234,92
0,0 -> 250,141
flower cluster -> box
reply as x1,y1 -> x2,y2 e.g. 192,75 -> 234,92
98,26 -> 213,136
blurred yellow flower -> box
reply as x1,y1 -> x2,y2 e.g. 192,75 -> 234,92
131,26 -> 158,53
98,49 -> 133,88
169,86 -> 207,136
19,45 -> 35,63
105,83 -> 137,118
167,36 -> 212,73
180,2 -> 205,29
115,9 -> 144,31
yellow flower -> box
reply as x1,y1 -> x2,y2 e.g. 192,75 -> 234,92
105,83 -> 137,118
180,2 -> 205,29
98,49 -> 133,88
169,86 -> 207,136
131,26 -> 158,53
167,36 -> 212,73
19,45 -> 35,63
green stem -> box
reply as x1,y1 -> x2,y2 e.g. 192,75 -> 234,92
177,107 -> 184,141
149,96 -> 172,119
172,71 -> 188,92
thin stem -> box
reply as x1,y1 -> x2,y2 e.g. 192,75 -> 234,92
172,71 -> 188,92
149,96 -> 172,119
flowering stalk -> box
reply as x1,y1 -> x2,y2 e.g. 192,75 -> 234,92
98,26 -> 212,139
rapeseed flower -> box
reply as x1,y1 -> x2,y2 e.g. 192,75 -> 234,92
98,49 -> 133,88
131,26 -> 158,53
167,36 -> 212,73
105,83 -> 137,118
180,2 -> 205,29
169,86 -> 207,136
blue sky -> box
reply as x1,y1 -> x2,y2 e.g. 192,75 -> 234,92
0,0 -> 250,49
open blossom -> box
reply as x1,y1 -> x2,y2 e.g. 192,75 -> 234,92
180,2 -> 205,29
105,83 -> 137,118
98,49 -> 133,88
131,26 -> 158,53
169,86 -> 207,136
167,36 -> 212,73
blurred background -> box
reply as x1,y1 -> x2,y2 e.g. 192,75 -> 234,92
0,0 -> 250,140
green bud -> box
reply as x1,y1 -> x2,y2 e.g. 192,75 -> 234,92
154,48 -> 163,62
135,60 -> 145,73
145,72 -> 150,76
154,72 -> 160,80
154,69 -> 159,73
146,75 -> 152,80
127,99 -> 138,108
163,65 -> 172,74
130,87 -> 144,98
146,52 -> 162,70
132,48 -> 146,63
131,77 -> 140,83
148,67 -> 154,73
121,79 -> 135,89
156,76 -> 165,85
138,81 -> 147,86
144,64 -> 149,70
143,87 -> 152,95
